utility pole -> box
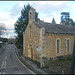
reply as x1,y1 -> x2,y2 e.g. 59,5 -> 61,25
40,50 -> 43,68
36,46 -> 42,68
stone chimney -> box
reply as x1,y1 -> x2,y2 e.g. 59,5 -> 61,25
29,8 -> 36,23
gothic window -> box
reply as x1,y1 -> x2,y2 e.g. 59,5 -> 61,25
66,39 -> 70,52
56,39 -> 60,54
30,26 -> 31,37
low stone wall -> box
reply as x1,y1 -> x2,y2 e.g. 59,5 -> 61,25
42,56 -> 72,74
49,60 -> 70,74
42,57 -> 50,67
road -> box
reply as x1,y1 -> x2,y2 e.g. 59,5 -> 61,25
0,44 -> 34,74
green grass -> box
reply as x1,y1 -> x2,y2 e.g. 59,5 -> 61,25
50,71 -> 58,74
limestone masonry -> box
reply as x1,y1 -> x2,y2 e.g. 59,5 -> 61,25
23,7 -> 75,65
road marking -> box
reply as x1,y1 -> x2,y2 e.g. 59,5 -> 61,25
1,54 -> 7,69
15,53 -> 36,74
0,72 -> 5,74
4,56 -> 7,61
1,61 -> 6,69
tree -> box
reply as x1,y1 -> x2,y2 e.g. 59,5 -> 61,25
52,18 -> 56,24
0,23 -> 6,38
73,21 -> 75,26
14,4 -> 39,54
60,12 -> 74,26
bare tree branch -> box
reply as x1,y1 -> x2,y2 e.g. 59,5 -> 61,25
0,23 -> 6,37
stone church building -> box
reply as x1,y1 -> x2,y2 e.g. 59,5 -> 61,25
23,8 -> 75,64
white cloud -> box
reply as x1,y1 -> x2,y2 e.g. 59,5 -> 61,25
0,3 -> 24,38
30,1 -> 67,12
0,12 -> 10,21
0,1 -> 75,38
3,29 -> 17,38
69,3 -> 75,21
30,1 -> 74,23
10,2 -> 24,17
0,2 -> 26,38
0,12 -> 17,30
0,2 -> 25,29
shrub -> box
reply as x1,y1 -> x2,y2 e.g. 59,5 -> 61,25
0,44 -> 2,48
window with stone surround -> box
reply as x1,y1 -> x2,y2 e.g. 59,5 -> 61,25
66,39 -> 70,52
30,25 -> 31,37
56,39 -> 60,54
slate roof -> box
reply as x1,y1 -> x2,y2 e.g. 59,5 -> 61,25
33,21 -> 75,35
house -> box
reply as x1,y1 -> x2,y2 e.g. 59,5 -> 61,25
23,8 -> 75,66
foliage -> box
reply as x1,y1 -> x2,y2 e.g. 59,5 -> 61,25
52,18 -> 56,24
14,4 -> 39,54
2,38 -> 8,43
73,21 -> 75,26
60,12 -> 74,26
0,44 -> 2,48
0,23 -> 6,37
8,38 -> 16,44
56,55 -> 72,65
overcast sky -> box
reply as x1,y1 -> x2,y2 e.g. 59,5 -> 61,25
0,1 -> 75,38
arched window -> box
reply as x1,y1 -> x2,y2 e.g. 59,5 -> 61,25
66,39 -> 70,52
30,26 -> 31,37
56,39 -> 60,54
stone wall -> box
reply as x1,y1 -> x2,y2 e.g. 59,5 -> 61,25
23,22 -> 74,63
49,59 -> 70,74
23,21 -> 74,66
43,34 -> 74,58
23,7 -> 75,67
23,22 -> 41,61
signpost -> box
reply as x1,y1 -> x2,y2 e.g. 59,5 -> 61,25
36,46 -> 43,68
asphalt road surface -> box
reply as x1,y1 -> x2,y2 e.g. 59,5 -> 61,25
0,44 -> 34,74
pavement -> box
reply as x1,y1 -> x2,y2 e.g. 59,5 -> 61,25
20,55 -> 50,74
15,45 -> 50,74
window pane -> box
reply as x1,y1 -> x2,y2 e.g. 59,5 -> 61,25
57,40 -> 59,53
67,39 -> 69,52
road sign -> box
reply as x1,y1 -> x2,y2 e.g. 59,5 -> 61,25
36,46 -> 42,53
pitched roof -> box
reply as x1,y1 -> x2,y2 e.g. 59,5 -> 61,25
33,21 -> 75,35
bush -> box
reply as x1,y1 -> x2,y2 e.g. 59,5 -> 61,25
0,44 -> 2,48
56,55 -> 72,61
55,55 -> 72,65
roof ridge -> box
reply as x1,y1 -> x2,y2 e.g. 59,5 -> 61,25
33,21 -> 75,35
